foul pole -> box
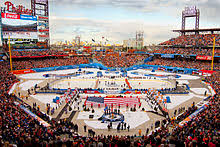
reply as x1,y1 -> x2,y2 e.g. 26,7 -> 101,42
8,36 -> 13,71
211,37 -> 215,71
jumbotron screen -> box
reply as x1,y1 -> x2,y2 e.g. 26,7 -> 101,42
1,13 -> 38,39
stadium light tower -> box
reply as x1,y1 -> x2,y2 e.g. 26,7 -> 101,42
31,0 -> 50,46
182,6 -> 200,35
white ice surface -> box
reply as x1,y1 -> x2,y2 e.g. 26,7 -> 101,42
51,79 -> 96,89
176,80 -> 189,85
129,79 -> 174,89
30,94 -> 60,108
18,68 -> 97,79
166,93 -> 205,109
19,80 -> 43,90
8,82 -> 18,94
190,88 -> 210,95
51,78 -> 175,90
79,109 -> 150,129
128,69 -> 200,80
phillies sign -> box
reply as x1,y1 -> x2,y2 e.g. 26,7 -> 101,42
4,1 -> 33,15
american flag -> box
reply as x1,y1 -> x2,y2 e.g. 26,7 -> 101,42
85,96 -> 139,106
104,97 -> 139,106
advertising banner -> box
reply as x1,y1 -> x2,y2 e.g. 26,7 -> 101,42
38,16 -> 48,20
1,13 -> 20,19
39,29 -> 49,32
20,14 -> 37,21
12,69 -> 35,74
3,31 -> 38,39
196,56 -> 212,60
36,0 -> 48,4
181,55 -> 191,58
39,34 -> 49,38
161,54 -> 175,58
20,104 -> 51,127
179,103 -> 209,127
1,13 -> 37,21
14,102 -> 50,127
84,90 -> 100,94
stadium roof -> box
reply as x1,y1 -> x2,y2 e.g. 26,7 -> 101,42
173,28 -> 220,33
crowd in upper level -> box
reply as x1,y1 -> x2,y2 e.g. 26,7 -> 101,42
160,34 -> 220,46
94,53 -> 148,68
11,50 -> 68,57
12,57 -> 90,70
145,58 -> 220,71
149,47 -> 220,56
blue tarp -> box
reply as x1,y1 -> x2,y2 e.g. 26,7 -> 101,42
32,63 -> 198,75
134,51 -> 147,54
144,56 -> 154,63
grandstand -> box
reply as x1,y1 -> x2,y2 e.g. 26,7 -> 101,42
160,34 -> 220,46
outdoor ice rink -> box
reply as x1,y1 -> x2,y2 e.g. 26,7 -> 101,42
50,78 -> 175,90
12,68 -> 214,135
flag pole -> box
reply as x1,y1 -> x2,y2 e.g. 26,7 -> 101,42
211,37 -> 215,71
8,36 -> 13,72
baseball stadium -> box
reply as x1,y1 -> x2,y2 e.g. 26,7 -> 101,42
0,0 -> 219,146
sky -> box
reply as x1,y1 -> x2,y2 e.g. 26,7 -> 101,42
0,0 -> 220,45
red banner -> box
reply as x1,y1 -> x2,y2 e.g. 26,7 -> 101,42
12,69 -> 35,74
12,54 -> 68,59
196,56 -> 212,60
84,90 -> 100,94
2,13 -> 20,19
1,13 -> 5,18
83,46 -> 91,49
39,35 -> 49,37
198,70 -> 216,75
39,29 -> 49,32
38,16 -> 48,20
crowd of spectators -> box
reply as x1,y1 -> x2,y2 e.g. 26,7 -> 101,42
149,47 -> 220,56
160,34 -> 220,46
12,56 -> 90,70
11,50 -> 68,57
10,52 -> 219,71
146,58 -> 220,70
95,52 -> 148,68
